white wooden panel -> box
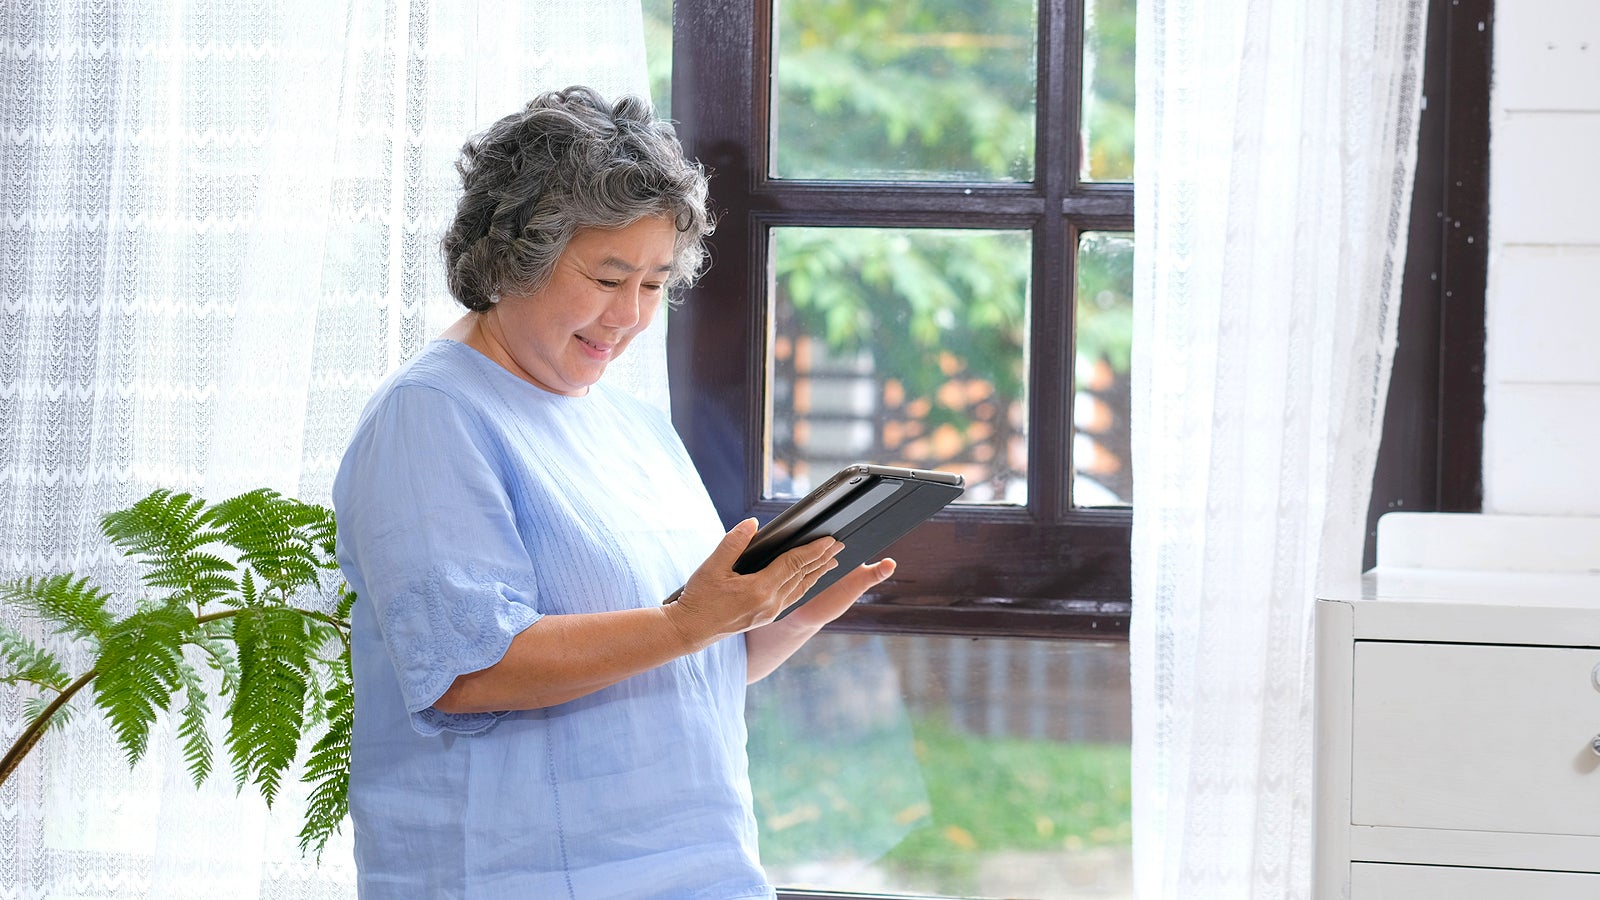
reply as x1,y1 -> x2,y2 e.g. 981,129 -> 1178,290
1489,245 -> 1600,384
1376,511 -> 1600,572
1352,863 -> 1600,899
1353,593 -> 1600,647
1350,825 -> 1600,875
1495,0 -> 1600,111
1484,382 -> 1600,515
1351,642 -> 1600,836
1314,600 -> 1355,899
1492,113 -> 1600,245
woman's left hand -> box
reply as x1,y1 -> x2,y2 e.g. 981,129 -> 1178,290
777,557 -> 895,630
743,556 -> 895,682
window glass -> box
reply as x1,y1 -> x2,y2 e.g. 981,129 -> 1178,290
771,0 -> 1038,182
1080,0 -> 1136,182
642,0 -> 673,117
748,634 -> 1132,896
1073,231 -> 1133,506
769,227 -> 1030,503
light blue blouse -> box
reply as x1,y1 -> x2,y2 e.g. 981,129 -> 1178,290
332,340 -> 772,899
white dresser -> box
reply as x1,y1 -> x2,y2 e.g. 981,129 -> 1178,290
1315,513 -> 1600,899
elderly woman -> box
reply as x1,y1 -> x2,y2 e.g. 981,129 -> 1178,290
331,86 -> 894,898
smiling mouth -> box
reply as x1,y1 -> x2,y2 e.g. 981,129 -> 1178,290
576,334 -> 612,354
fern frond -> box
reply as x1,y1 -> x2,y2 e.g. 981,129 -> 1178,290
238,568 -> 261,608
0,622 -> 71,690
193,623 -> 241,696
334,585 -> 357,622
297,654 -> 351,858
100,490 -> 232,606
140,551 -> 236,600
302,652 -> 344,728
208,490 -> 325,601
305,503 -> 339,570
226,606 -> 310,805
306,619 -> 346,659
92,603 -> 196,765
175,661 -> 213,787
23,695 -> 75,733
1,574 -> 113,642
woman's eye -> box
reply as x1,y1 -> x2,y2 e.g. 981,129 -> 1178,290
596,279 -> 621,289
643,282 -> 664,293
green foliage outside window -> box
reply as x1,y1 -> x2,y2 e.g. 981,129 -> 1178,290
773,0 -> 1037,182
1084,0 -> 1136,181
776,226 -> 1029,434
749,702 -> 1132,893
644,0 -> 1137,473
1077,230 -> 1134,374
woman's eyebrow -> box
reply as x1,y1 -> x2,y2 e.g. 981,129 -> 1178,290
597,256 -> 674,274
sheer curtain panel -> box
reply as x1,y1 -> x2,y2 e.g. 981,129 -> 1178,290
1129,0 -> 1429,897
0,1 -> 653,896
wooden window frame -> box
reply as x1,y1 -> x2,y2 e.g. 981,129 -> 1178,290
1365,0 -> 1491,564
666,0 -> 1490,651
668,0 -> 1133,640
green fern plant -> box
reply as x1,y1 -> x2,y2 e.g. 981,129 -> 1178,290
0,488 -> 354,857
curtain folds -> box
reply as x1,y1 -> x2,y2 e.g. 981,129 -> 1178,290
1129,0 -> 1430,897
0,1 -> 651,895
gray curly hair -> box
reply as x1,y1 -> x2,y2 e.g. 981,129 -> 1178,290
441,85 -> 713,312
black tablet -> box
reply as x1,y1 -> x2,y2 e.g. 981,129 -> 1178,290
735,463 -> 965,619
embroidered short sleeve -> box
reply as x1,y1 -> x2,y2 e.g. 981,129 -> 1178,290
380,561 -> 540,735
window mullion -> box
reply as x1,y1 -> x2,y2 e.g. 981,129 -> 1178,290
1033,0 -> 1079,523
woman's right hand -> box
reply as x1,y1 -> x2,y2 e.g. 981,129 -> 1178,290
663,518 -> 843,650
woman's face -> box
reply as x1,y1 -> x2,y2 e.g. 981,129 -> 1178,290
488,215 -> 675,396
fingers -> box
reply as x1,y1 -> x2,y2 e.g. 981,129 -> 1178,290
770,557 -> 897,630
672,530 -> 846,639
782,535 -> 844,575
770,536 -> 844,599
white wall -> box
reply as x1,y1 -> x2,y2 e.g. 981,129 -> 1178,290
1484,0 -> 1600,515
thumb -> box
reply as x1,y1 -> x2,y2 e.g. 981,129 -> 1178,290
704,517 -> 759,571
827,557 -> 897,597
861,557 -> 897,586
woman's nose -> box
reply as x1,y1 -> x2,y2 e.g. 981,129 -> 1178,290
602,286 -> 642,329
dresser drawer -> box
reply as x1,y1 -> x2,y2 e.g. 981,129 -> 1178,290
1351,863 -> 1600,898
1351,641 -> 1600,836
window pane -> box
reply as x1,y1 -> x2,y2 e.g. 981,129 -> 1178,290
642,0 -> 672,118
748,634 -> 1132,896
769,227 -> 1030,503
772,0 -> 1037,182
1081,0 -> 1136,182
1073,231 -> 1133,506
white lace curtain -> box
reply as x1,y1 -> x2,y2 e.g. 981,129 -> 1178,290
0,1 -> 652,896
1129,0 -> 1430,897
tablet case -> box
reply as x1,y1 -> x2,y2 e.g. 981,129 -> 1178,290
735,464 -> 965,619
